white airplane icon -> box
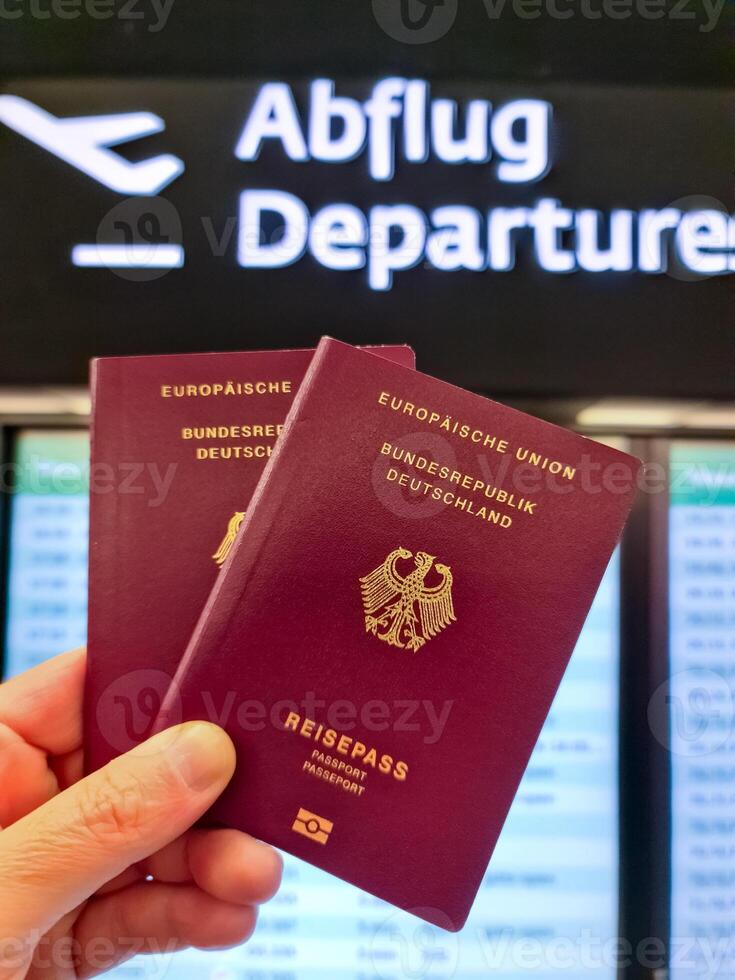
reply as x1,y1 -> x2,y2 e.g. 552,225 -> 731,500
0,94 -> 184,196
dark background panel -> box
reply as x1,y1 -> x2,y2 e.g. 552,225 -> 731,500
0,78 -> 733,395
1,0 -> 733,86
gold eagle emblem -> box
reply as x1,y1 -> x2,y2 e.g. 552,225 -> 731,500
359,547 -> 456,652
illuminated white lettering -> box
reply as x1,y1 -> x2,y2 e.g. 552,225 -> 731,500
676,209 -> 730,275
488,206 -> 531,271
426,206 -> 484,271
432,99 -> 491,163
238,189 -> 308,268
368,204 -> 426,290
364,77 -> 407,181
529,197 -> 575,272
577,209 -> 634,272
308,79 -> 366,162
235,83 -> 308,162
491,99 -> 551,183
638,208 -> 681,272
309,203 -> 367,270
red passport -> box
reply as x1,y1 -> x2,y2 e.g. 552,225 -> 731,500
156,338 -> 640,930
84,344 -> 415,773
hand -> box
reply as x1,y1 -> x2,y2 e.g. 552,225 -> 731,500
0,648 -> 282,978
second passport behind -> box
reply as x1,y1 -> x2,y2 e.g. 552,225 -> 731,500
84,344 -> 415,772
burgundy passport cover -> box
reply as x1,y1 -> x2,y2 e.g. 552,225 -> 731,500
84,344 -> 415,772
156,338 -> 641,931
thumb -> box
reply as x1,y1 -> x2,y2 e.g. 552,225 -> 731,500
0,722 -> 235,952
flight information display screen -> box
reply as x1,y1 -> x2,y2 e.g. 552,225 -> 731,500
4,429 -> 88,670
669,443 -> 735,980
3,428 -> 621,979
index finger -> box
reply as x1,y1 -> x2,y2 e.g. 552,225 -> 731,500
0,647 -> 86,756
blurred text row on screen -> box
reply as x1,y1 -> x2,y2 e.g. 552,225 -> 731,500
670,443 -> 735,980
3,428 -> 619,978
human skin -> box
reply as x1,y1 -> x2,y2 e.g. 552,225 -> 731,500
0,647 -> 282,978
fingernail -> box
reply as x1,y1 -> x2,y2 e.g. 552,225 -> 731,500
162,722 -> 235,792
